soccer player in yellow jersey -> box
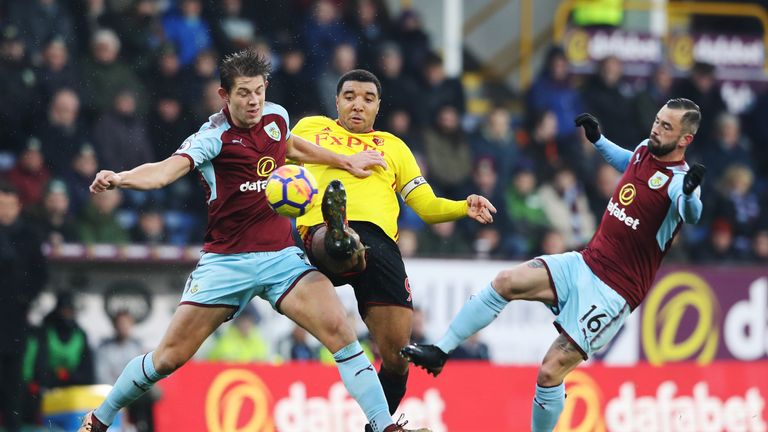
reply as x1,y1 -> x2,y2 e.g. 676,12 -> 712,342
293,69 -> 496,429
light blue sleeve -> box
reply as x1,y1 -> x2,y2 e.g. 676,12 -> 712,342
668,173 -> 703,224
174,130 -> 223,168
593,136 -> 634,172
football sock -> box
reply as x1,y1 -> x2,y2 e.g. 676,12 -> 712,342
531,383 -> 565,432
94,352 -> 168,425
334,341 -> 393,432
378,367 -> 408,414
435,283 -> 508,354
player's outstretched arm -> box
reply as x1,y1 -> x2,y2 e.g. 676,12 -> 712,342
574,113 -> 633,172
286,135 -> 387,178
89,155 -> 191,193
677,163 -> 705,223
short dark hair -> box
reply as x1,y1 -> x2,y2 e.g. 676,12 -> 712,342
666,98 -> 701,135
336,69 -> 382,97
0,181 -> 18,196
219,49 -> 271,94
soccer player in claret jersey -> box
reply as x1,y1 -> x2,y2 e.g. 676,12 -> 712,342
79,50 -> 430,432
401,98 -> 706,432
292,69 -> 496,431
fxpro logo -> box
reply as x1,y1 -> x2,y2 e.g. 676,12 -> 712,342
240,156 -> 276,193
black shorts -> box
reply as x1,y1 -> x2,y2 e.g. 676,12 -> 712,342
304,221 -> 412,318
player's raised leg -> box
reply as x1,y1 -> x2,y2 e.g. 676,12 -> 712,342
79,304 -> 232,432
401,260 -> 555,375
279,271 -> 428,432
315,180 -> 367,271
531,334 -> 583,432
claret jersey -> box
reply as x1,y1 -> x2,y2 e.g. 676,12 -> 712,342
174,103 -> 294,253
581,141 -> 701,310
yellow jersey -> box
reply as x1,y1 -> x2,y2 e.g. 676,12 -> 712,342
293,116 -> 424,241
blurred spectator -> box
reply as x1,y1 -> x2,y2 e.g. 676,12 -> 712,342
92,89 -> 155,173
692,218 -> 740,262
387,108 -> 423,155
375,41 -> 425,128
193,78 -> 225,123
699,113 -> 752,186
423,105 -> 472,199
520,110 -> 565,182
393,8 -> 430,78
29,291 -> 94,390
417,221 -> 471,258
582,55 -> 639,147
268,45 -> 322,122
672,62 -> 727,148
148,92 -> 193,159
62,145 -> 99,215
70,0 -> 111,55
318,43 -> 357,117
0,24 -> 40,153
752,229 -> 768,262
0,182 -> 47,431
5,138 -> 51,209
633,64 -> 674,136
587,163 -> 619,221
32,179 -> 78,246
396,228 -> 418,258
148,44 -> 185,106
503,164 -> 550,257
344,0 -> 392,72
79,28 -> 147,119
35,36 -> 80,104
76,189 -> 130,244
7,0 -> 76,64
470,106 -> 518,184
410,308 -> 427,345
472,226 -> 503,259
38,88 -> 91,176
277,325 -> 318,362
709,165 -> 762,256
96,310 -> 156,432
209,0 -> 257,55
179,49 -> 219,109
161,0 -> 213,67
450,334 -> 490,361
421,53 -> 465,122
526,45 -> 584,143
537,229 -> 568,256
301,0 -> 354,79
538,167 -> 596,249
208,308 -> 270,362
103,0 -> 163,75
130,204 -> 169,245
744,89 -> 768,182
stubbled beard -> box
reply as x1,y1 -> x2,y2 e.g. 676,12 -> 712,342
648,136 -> 676,157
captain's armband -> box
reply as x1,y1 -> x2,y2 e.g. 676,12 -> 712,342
400,176 -> 428,200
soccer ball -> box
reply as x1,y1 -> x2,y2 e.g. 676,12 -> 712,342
265,164 -> 318,217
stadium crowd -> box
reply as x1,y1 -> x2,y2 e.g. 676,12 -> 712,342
0,0 -> 766,264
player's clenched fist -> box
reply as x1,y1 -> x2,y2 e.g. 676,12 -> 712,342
90,170 -> 123,193
574,113 -> 602,144
683,163 -> 706,195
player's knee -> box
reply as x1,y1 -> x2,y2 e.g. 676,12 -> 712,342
536,362 -> 566,387
493,269 -> 525,300
153,349 -> 189,375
